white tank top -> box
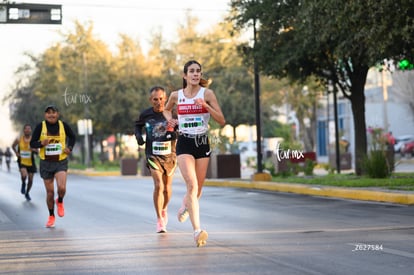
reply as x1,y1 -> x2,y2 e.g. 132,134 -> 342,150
177,88 -> 210,135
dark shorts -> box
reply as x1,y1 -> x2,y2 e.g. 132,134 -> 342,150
146,155 -> 177,176
176,133 -> 211,159
40,158 -> 68,179
18,158 -> 37,173
19,163 -> 37,173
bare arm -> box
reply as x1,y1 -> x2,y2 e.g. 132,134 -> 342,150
163,91 -> 178,122
11,138 -> 19,157
201,89 -> 226,126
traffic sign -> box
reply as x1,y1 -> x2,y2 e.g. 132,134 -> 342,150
0,3 -> 61,24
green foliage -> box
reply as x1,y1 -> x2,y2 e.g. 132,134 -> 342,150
363,127 -> 394,178
277,165 -> 294,178
366,127 -> 387,151
229,0 -> 414,175
303,159 -> 315,176
362,150 -> 391,179
273,123 -> 292,142
277,160 -> 315,177
5,13 -> 296,160
4,17 -> 260,148
263,158 -> 276,176
262,117 -> 283,138
277,140 -> 303,151
398,59 -> 414,71
273,172 -> 414,191
69,159 -> 120,171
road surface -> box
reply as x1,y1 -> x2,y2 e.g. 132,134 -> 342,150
0,166 -> 413,274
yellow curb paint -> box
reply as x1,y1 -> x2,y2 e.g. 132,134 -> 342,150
69,170 -> 120,177
251,172 -> 272,181
204,180 -> 414,205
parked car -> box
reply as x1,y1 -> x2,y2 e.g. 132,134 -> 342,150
394,135 -> 414,154
401,140 -> 414,157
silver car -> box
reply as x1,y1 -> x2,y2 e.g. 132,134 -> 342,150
394,135 -> 414,154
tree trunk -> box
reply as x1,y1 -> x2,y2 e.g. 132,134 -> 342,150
349,66 -> 369,175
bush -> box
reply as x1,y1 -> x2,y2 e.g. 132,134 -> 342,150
303,159 -> 315,176
264,158 -> 276,176
277,162 -> 295,177
363,150 -> 391,178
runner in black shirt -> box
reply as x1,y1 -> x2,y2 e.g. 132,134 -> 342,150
135,86 -> 177,233
30,105 -> 76,228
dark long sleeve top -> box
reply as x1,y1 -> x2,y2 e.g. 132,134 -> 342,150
134,107 -> 176,157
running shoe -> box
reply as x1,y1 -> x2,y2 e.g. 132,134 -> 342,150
156,219 -> 167,233
194,230 -> 208,247
20,183 -> 25,194
162,209 -> 168,226
56,199 -> 64,217
25,193 -> 31,201
177,206 -> 189,223
45,216 -> 55,228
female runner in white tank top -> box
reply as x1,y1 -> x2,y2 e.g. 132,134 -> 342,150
164,60 -> 225,247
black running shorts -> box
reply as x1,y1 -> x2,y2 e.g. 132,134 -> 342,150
39,158 -> 68,179
176,133 -> 211,159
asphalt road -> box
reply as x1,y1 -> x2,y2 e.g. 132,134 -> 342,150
0,165 -> 414,275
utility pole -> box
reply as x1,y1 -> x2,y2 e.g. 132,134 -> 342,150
253,17 -> 263,174
330,81 -> 341,174
83,53 -> 91,168
381,66 -> 389,132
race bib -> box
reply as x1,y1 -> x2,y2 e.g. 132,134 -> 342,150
152,141 -> 171,155
20,150 -> 31,159
45,143 -> 63,156
179,116 -> 205,132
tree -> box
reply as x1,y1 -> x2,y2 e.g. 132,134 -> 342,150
229,0 -> 414,175
7,11 -> 326,164
170,13 -> 257,141
5,58 -> 44,128
112,33 -> 149,134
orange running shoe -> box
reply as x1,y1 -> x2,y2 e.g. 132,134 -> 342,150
45,216 -> 55,228
56,199 -> 64,217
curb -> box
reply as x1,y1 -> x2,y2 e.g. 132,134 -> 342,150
204,180 -> 414,205
69,169 -> 121,177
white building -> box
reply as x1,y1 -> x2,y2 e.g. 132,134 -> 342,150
316,68 -> 414,166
